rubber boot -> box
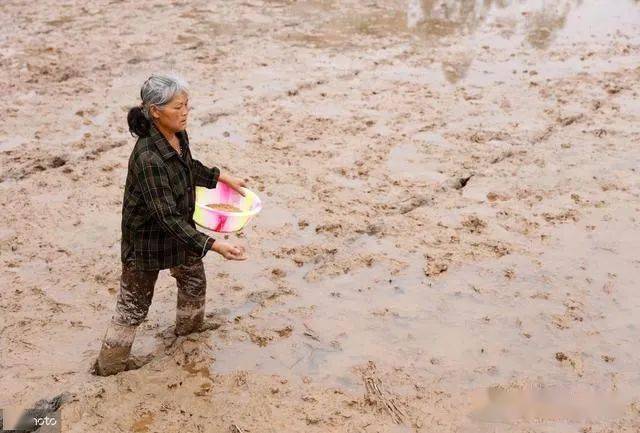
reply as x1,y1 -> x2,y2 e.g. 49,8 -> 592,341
94,320 -> 138,376
174,292 -> 206,336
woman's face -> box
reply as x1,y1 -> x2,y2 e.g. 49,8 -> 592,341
150,91 -> 189,133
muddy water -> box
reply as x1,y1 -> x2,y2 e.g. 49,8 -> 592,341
211,0 -> 640,414
215,222 -> 639,394
282,0 -> 640,84
2,0 -> 640,430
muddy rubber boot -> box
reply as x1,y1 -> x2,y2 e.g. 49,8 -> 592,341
94,321 -> 138,376
174,292 -> 206,336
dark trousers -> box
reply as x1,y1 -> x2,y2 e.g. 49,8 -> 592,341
113,254 -> 207,327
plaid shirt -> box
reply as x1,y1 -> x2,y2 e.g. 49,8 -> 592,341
121,122 -> 220,270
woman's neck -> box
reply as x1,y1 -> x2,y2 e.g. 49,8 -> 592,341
153,121 -> 179,147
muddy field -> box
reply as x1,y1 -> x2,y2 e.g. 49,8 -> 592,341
1,0 -> 640,432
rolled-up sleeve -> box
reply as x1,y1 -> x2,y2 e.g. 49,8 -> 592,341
191,159 -> 220,189
136,152 -> 214,257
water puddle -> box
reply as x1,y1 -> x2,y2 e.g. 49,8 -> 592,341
280,0 -> 640,85
296,0 -> 640,46
211,208 -> 640,403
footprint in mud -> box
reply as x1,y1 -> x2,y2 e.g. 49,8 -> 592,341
542,209 -> 579,224
554,351 -> 584,376
1,155 -> 68,181
461,215 -> 487,233
247,288 -> 293,305
132,411 -> 154,433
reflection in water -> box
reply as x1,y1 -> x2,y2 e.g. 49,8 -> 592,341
407,0 -> 574,45
405,0 -> 579,83
441,54 -> 473,84
407,0 -> 508,34
406,0 -> 502,83
525,2 -> 572,49
288,0 -> 638,83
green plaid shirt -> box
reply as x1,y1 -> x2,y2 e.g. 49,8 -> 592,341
121,122 -> 220,270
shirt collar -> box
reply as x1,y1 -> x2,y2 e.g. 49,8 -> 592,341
149,122 -> 188,160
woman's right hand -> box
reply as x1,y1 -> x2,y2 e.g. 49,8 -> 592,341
212,240 -> 247,260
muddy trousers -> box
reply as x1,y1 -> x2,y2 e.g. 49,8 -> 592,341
95,255 -> 207,376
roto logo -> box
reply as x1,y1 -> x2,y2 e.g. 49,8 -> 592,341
33,415 -> 58,426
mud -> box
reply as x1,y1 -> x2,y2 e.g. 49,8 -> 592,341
1,0 -> 640,432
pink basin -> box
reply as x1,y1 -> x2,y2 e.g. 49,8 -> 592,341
193,182 -> 262,232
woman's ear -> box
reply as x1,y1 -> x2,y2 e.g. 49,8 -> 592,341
150,105 -> 160,120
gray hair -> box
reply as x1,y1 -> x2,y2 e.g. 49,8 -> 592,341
139,73 -> 189,120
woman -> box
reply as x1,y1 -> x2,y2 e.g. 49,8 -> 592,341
94,73 -> 247,376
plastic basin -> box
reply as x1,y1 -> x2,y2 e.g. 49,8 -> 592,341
193,182 -> 262,232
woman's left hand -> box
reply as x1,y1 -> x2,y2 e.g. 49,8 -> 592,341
219,173 -> 247,196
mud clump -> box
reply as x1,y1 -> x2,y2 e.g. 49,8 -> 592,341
462,215 -> 487,233
425,255 -> 449,277
49,156 -> 67,168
